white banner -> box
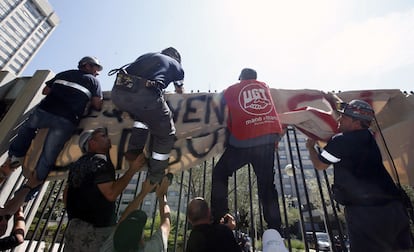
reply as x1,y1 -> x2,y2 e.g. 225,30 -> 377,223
22,89 -> 414,185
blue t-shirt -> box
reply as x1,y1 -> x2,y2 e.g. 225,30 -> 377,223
126,52 -> 184,91
39,69 -> 102,124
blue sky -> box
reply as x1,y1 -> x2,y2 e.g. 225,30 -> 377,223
22,0 -> 414,93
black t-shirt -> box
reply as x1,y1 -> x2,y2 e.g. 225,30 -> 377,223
66,153 -> 116,227
186,224 -> 241,252
39,69 -> 102,124
319,129 -> 399,198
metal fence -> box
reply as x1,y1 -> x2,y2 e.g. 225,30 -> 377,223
0,127 -> 351,252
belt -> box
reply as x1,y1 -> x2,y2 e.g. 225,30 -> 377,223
113,70 -> 163,93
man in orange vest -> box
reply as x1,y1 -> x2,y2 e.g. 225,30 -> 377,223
211,68 -> 284,233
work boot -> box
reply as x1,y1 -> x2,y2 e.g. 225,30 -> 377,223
147,170 -> 165,186
0,156 -> 23,180
149,173 -> 173,193
2,156 -> 23,169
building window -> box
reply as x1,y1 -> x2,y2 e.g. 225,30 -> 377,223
16,11 -> 32,30
8,64 -> 19,73
24,2 -> 42,22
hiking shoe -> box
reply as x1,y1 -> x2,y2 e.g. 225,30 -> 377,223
149,173 -> 173,193
9,156 -> 23,169
1,156 -> 23,170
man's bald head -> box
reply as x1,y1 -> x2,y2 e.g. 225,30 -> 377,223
187,197 -> 210,225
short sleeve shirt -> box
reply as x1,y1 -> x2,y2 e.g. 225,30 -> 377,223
66,153 -> 116,227
126,53 -> 184,90
319,129 -> 399,196
39,69 -> 102,124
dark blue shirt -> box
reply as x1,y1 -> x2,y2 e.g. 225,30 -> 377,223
186,224 -> 241,252
39,69 -> 102,124
319,129 -> 399,199
126,52 -> 184,90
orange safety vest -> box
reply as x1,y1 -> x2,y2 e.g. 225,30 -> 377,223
224,80 -> 282,140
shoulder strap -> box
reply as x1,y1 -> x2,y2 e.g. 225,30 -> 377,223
107,62 -> 134,76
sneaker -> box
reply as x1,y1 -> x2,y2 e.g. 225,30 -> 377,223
262,229 -> 288,252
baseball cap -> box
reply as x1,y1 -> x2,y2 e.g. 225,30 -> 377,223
78,128 -> 107,153
262,229 -> 288,252
239,68 -> 257,80
78,56 -> 103,71
113,210 -> 148,251
336,99 -> 375,122
78,130 -> 94,153
161,47 -> 181,63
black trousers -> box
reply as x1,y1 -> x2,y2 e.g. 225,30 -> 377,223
345,200 -> 413,252
211,143 -> 282,231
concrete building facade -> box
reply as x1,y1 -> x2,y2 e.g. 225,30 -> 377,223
0,0 -> 59,76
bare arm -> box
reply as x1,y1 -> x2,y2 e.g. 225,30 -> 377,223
306,139 -> 330,170
12,207 -> 25,245
98,154 -> 146,202
90,96 -> 103,111
119,179 -> 156,222
156,176 -> 171,238
174,82 -> 184,94
42,86 -> 51,95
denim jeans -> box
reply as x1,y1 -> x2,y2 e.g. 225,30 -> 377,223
9,107 -> 76,181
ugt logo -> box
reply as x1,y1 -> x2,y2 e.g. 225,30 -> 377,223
238,83 -> 273,116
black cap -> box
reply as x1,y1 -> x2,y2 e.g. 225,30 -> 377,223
239,68 -> 257,80
113,210 -> 147,251
161,47 -> 181,63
